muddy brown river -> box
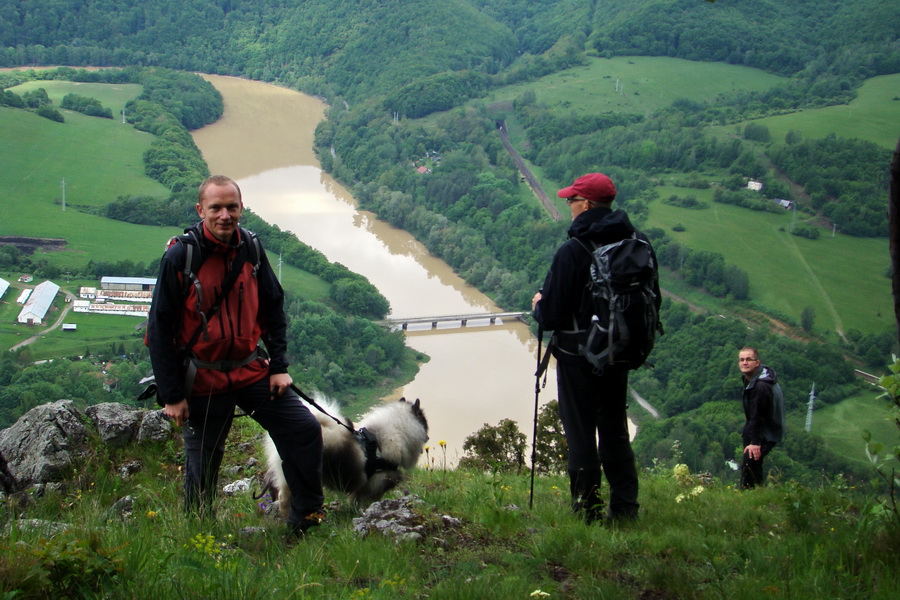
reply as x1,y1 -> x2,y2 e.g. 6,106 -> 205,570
192,75 -> 558,466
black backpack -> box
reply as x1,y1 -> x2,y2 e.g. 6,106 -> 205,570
573,233 -> 662,373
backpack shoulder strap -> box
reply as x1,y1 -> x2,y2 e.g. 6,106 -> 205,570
239,227 -> 262,277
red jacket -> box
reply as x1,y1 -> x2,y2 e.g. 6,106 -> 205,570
147,222 -> 289,404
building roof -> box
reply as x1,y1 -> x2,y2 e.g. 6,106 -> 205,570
18,280 -> 60,323
0,278 -> 9,300
101,277 -> 158,287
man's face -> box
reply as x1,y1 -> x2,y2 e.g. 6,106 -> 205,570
566,195 -> 590,220
738,350 -> 760,378
196,182 -> 243,244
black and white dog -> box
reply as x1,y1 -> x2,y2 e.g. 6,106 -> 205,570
262,396 -> 428,512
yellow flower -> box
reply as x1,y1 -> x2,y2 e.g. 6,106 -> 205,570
146,510 -> 158,518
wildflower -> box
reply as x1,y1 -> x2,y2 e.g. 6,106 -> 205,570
530,590 -> 551,598
146,510 -> 158,519
439,440 -> 446,448
673,463 -> 692,486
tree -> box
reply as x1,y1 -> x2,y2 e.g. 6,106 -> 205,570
801,306 -> 816,332
458,418 -> 527,473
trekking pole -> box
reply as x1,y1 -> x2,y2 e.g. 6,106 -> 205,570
530,326 -> 551,509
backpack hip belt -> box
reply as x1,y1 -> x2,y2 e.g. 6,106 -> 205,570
182,347 -> 265,399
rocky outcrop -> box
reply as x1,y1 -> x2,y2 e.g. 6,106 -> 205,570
0,400 -> 173,486
0,400 -> 88,485
85,402 -> 143,447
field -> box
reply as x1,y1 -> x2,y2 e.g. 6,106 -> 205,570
812,388 -> 899,468
482,55 -> 787,117
645,186 -> 892,334
733,74 -> 900,150
0,81 -> 176,269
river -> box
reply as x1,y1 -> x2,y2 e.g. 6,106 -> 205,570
191,75 -> 557,466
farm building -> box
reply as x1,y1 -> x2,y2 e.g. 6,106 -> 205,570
18,275 -> 33,283
100,277 -> 157,292
0,278 -> 9,300
73,299 -> 150,318
17,280 -> 60,325
775,199 -> 794,209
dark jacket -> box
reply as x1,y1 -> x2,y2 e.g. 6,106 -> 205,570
742,365 -> 786,445
147,222 -> 288,405
533,206 -> 660,364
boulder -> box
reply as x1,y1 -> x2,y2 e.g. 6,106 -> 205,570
85,402 -> 142,447
137,409 -> 173,443
0,400 -> 88,485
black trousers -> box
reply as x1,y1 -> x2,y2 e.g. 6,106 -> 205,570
183,378 -> 324,526
740,440 -> 776,489
556,360 -> 639,517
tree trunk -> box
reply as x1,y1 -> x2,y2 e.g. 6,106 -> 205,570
890,136 -> 900,345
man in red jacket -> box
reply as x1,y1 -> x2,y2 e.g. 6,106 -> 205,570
147,175 -> 324,537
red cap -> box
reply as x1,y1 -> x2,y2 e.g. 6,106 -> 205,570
557,173 -> 616,202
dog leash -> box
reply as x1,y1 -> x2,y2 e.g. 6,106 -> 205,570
289,383 -> 356,435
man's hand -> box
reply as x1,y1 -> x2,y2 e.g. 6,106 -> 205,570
270,372 -> 292,397
164,399 -> 190,427
744,444 -> 762,460
532,291 -> 542,311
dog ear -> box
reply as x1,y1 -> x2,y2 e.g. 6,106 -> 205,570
399,397 -> 407,403
413,399 -> 420,409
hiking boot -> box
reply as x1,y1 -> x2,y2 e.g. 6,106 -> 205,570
287,510 -> 327,540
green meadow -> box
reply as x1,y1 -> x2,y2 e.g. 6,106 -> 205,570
1,82 -> 175,269
732,73 -> 900,150
812,388 -> 898,469
482,55 -> 787,117
645,186 -> 892,334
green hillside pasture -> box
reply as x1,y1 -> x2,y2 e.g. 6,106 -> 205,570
13,80 -> 143,123
731,74 -> 900,150
0,88 -> 175,270
646,186 -> 891,334
482,55 -> 787,117
27,311 -> 147,361
812,389 -> 899,469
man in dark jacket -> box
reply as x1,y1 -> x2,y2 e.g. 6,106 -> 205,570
738,347 -> 785,489
147,175 -> 325,536
532,172 -> 660,522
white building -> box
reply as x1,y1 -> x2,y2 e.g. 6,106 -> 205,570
100,276 -> 157,292
0,278 -> 9,301
17,280 -> 61,325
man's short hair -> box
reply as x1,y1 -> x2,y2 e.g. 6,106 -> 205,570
199,175 -> 242,204
739,346 -> 759,360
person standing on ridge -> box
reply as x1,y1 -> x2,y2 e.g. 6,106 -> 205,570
737,347 -> 785,489
532,172 -> 660,523
147,175 -> 325,537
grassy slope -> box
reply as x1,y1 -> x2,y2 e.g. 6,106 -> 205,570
2,426 -> 896,599
814,388 -> 898,467
737,74 -> 900,151
483,55 -> 787,117
646,187 -> 891,334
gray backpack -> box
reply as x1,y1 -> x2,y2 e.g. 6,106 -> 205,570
574,234 -> 662,373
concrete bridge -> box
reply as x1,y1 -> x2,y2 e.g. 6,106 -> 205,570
379,311 -> 528,330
